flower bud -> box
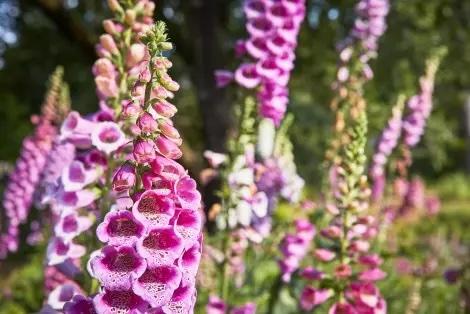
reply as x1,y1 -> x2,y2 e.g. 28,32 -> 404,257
133,139 -> 156,164
160,42 -> 173,51
100,35 -> 119,55
107,0 -> 122,12
144,2 -> 155,16
159,120 -> 180,140
121,101 -> 142,119
103,20 -> 117,35
153,100 -> 177,118
137,113 -> 158,134
125,9 -> 136,25
126,44 -> 146,67
155,135 -> 182,159
160,73 -> 180,92
112,163 -> 136,192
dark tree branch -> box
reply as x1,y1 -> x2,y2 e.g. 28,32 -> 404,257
31,0 -> 96,61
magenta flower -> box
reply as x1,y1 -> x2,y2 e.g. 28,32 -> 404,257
206,295 -> 227,314
47,237 -> 86,266
300,286 -> 332,311
61,160 -> 98,192
96,209 -> 145,246
89,245 -> 146,291
231,302 -> 257,314
159,284 -> 195,314
155,135 -> 183,160
56,189 -> 99,211
63,295 -> 97,314
314,248 -> 336,262
47,283 -> 81,310
234,63 -> 261,89
150,155 -> 186,182
132,265 -> 182,307
178,242 -> 202,285
93,290 -> 149,314
173,209 -> 202,243
132,190 -> 175,225
61,111 -> 96,139
54,210 -> 93,241
133,139 -> 156,164
136,226 -> 184,267
91,121 -> 126,154
358,268 -> 386,282
112,163 -> 137,193
174,176 -> 201,209
214,70 -> 234,88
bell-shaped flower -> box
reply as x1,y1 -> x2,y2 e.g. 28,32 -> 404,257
61,161 -> 98,192
93,58 -> 116,79
231,302 -> 256,314
244,0 -> 270,18
132,190 -> 175,225
358,268 -> 386,282
160,284 -> 195,314
203,150 -> 227,169
95,76 -> 119,99
268,2 -> 291,26
245,37 -> 269,60
247,16 -> 274,37
178,242 -> 202,285
174,176 -> 201,209
132,265 -> 182,308
314,248 -> 336,262
63,295 -> 96,314
47,284 -> 81,310
55,210 -> 93,241
89,245 -> 146,291
56,189 -> 99,211
206,295 -> 227,314
328,302 -> 355,314
234,63 -> 261,89
91,122 -> 126,154
300,286 -> 333,311
150,155 -> 186,182
112,163 -> 136,193
61,111 -> 96,137
93,290 -> 149,314
173,209 -> 202,242
47,237 -> 86,266
133,139 -> 156,164
214,70 -> 234,88
138,112 -> 159,134
155,136 -> 183,160
96,209 -> 145,246
136,226 -> 184,267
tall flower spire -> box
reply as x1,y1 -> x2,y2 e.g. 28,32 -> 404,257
0,67 -> 69,258
88,21 -> 203,313
217,0 -> 306,126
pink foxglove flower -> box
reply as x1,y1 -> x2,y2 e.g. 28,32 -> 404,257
218,0 -> 306,125
91,121 -> 126,154
89,245 -> 147,291
300,286 -> 332,311
63,295 -> 96,314
93,290 -> 149,313
87,17 -> 203,313
47,283 -> 81,310
96,209 -> 145,246
46,237 -> 86,266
